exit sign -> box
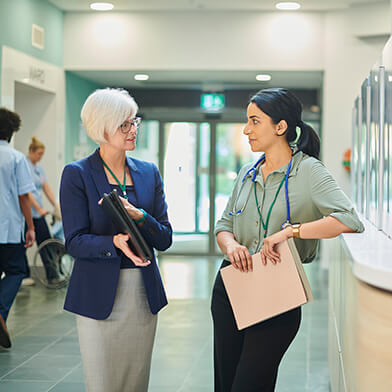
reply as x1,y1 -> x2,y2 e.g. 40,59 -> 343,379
201,94 -> 225,111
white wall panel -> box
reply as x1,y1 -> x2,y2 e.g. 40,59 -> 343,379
64,11 -> 325,71
322,11 -> 387,194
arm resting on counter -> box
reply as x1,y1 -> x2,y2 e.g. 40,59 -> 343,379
287,216 -> 355,239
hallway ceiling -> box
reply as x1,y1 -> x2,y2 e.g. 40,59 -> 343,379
55,0 -> 382,90
68,70 -> 323,90
49,0 -> 387,12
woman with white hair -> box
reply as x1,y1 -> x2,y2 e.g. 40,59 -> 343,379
60,88 -> 172,392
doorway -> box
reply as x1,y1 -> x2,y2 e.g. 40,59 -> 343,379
13,81 -> 57,263
13,81 -> 57,194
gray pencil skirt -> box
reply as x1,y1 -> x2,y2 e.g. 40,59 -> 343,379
76,269 -> 158,392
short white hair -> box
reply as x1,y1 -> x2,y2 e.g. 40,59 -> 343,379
81,88 -> 138,144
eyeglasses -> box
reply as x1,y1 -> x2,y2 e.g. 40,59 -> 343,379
119,117 -> 142,134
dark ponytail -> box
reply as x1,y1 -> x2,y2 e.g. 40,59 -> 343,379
250,88 -> 320,159
296,121 -> 320,159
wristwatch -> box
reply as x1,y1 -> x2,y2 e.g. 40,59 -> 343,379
292,223 -> 301,238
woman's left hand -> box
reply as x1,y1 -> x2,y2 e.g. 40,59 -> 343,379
260,228 -> 290,265
118,196 -> 144,221
98,197 -> 145,221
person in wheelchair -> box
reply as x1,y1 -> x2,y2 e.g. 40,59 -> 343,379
24,137 -> 64,286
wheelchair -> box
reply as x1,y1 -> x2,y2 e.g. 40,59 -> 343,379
32,215 -> 74,289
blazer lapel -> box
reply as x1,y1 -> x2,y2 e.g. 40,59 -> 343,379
126,156 -> 144,206
88,149 -> 113,197
89,150 -> 150,208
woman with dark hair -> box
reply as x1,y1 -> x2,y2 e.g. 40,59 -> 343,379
211,88 -> 364,391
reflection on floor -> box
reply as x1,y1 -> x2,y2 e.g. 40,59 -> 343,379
0,255 -> 329,392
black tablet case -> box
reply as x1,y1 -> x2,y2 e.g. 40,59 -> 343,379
100,190 -> 153,262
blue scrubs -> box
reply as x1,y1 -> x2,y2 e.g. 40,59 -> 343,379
0,141 -> 35,320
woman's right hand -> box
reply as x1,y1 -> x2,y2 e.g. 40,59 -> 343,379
113,233 -> 151,267
38,208 -> 48,217
226,242 -> 253,273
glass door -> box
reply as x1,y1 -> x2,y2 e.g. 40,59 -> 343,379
214,122 -> 259,253
162,122 -> 210,253
128,120 -> 159,166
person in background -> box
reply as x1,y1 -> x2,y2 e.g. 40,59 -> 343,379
0,107 -> 35,348
212,88 -> 364,391
60,88 -> 172,392
23,137 -> 63,286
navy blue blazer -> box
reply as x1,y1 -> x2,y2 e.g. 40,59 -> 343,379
59,149 -> 172,319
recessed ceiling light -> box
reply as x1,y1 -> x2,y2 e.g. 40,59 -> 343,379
275,2 -> 301,11
90,2 -> 114,11
256,74 -> 272,82
134,74 -> 149,81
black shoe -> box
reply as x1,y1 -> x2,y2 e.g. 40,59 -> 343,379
0,315 -> 11,348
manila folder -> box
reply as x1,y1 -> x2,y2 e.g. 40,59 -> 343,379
220,238 -> 313,330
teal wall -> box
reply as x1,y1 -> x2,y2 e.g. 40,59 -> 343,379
0,0 -> 64,104
0,1 -> 102,164
65,72 -> 102,163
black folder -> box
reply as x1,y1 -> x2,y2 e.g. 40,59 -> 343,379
100,190 -> 153,262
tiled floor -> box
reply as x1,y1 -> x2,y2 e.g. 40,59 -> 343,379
0,255 -> 329,391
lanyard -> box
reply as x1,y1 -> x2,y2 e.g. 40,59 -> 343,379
102,159 -> 128,199
254,177 -> 285,238
253,158 -> 293,238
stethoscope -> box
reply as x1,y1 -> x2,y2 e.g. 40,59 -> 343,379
228,153 -> 295,230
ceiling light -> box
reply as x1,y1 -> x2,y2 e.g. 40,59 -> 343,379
90,2 -> 114,11
276,2 -> 301,11
134,74 -> 149,81
256,74 -> 272,82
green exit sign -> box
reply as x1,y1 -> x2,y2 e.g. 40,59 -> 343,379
201,94 -> 225,111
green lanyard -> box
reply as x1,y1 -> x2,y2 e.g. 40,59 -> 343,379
254,176 -> 286,238
102,159 -> 128,199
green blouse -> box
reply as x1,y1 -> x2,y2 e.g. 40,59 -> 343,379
214,151 -> 364,263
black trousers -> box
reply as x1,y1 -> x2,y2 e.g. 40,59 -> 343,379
211,260 -> 302,392
0,243 -> 27,320
25,217 -> 58,280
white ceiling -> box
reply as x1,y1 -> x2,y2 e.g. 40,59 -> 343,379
49,0 -> 386,12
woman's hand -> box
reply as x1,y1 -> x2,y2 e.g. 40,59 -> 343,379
118,196 -> 144,221
260,228 -> 290,265
38,208 -> 48,217
98,196 -> 144,222
113,233 -> 151,267
226,241 -> 253,273
52,203 -> 62,220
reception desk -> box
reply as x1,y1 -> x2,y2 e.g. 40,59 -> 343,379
327,220 -> 392,392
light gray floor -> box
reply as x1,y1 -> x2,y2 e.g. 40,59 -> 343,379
0,255 -> 329,391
